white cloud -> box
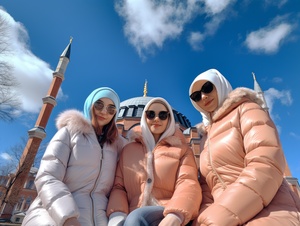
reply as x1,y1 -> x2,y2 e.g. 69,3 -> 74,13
188,0 -> 235,51
0,152 -> 12,161
115,0 -> 201,58
0,8 -> 65,114
264,87 -> 292,119
188,32 -> 205,51
204,0 -> 233,14
272,77 -> 283,83
115,0 -> 238,55
115,1 -> 295,56
244,16 -> 294,54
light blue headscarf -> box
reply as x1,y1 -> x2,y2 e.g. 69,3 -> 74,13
189,69 -> 232,126
83,87 -> 120,121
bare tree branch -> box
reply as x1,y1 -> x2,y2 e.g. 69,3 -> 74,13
0,137 -> 45,207
0,9 -> 21,121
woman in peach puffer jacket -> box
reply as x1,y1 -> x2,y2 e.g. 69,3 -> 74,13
189,69 -> 300,226
107,97 -> 201,226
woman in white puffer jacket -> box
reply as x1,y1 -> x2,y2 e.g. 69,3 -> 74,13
22,87 -> 127,226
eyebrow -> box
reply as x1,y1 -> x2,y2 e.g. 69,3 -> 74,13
95,100 -> 115,107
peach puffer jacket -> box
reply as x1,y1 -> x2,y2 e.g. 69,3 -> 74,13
107,128 -> 202,225
194,88 -> 300,226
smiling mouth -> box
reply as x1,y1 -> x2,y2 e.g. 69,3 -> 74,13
205,99 -> 213,106
97,115 -> 106,120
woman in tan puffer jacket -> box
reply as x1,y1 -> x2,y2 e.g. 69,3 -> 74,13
189,69 -> 300,226
107,97 -> 201,226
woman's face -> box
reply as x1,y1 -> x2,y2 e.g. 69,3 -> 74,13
92,98 -> 116,130
145,102 -> 169,142
191,80 -> 218,113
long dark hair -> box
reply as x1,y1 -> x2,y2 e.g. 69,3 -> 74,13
91,108 -> 118,145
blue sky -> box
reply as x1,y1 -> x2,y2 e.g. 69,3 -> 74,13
0,1 -> 299,180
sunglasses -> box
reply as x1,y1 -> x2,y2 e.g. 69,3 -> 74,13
145,110 -> 169,120
94,101 -> 116,115
190,81 -> 214,102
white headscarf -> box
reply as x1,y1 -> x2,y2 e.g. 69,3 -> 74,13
189,69 -> 232,126
140,97 -> 175,151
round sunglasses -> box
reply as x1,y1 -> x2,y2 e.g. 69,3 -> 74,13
93,101 -> 116,115
190,81 -> 214,102
145,110 -> 169,120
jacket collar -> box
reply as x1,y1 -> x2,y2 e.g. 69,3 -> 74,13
56,109 -> 94,135
127,125 -> 184,149
197,87 -> 264,134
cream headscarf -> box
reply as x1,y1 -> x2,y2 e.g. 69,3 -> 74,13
189,69 -> 232,126
140,97 -> 175,151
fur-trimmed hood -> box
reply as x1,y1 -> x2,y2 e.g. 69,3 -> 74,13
196,87 -> 264,135
56,109 -> 94,135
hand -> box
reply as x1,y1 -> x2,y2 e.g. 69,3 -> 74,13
158,214 -> 181,226
108,212 -> 127,226
63,217 -> 81,226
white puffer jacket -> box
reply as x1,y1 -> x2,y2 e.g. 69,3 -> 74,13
22,109 -> 127,226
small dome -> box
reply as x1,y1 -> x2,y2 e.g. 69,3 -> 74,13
118,96 -> 191,129
120,96 -> 154,107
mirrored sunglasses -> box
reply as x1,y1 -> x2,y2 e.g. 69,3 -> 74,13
145,110 -> 169,120
190,81 -> 214,102
94,101 -> 116,115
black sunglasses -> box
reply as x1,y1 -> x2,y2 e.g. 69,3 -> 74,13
94,101 -> 116,115
190,81 -> 214,102
145,110 -> 169,120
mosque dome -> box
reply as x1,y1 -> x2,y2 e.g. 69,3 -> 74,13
117,96 -> 191,129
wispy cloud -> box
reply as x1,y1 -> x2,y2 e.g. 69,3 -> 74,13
116,1 -> 296,57
272,77 -> 283,83
0,152 -> 12,161
187,0 -> 236,51
264,87 -> 293,120
203,0 -> 235,15
263,0 -> 288,8
244,15 -> 295,54
188,32 -> 205,51
290,132 -> 300,140
115,0 -> 201,58
115,0 -> 238,56
0,7 -> 65,115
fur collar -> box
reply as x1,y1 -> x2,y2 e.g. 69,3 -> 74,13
197,87 -> 264,135
56,109 -> 94,135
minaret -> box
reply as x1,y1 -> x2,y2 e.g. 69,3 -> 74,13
252,72 -> 269,112
0,38 -> 72,219
143,79 -> 148,97
252,72 -> 300,197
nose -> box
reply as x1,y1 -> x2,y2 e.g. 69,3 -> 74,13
153,116 -> 159,121
201,93 -> 208,100
100,107 -> 109,114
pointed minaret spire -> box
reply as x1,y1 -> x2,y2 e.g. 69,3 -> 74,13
143,79 -> 148,97
55,37 -> 72,80
252,72 -> 269,112
61,36 -> 72,60
0,39 -> 73,220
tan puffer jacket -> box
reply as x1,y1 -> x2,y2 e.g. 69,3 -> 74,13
107,127 -> 202,225
194,88 -> 300,226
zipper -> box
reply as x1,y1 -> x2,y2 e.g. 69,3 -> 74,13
90,144 -> 103,225
207,125 -> 227,190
